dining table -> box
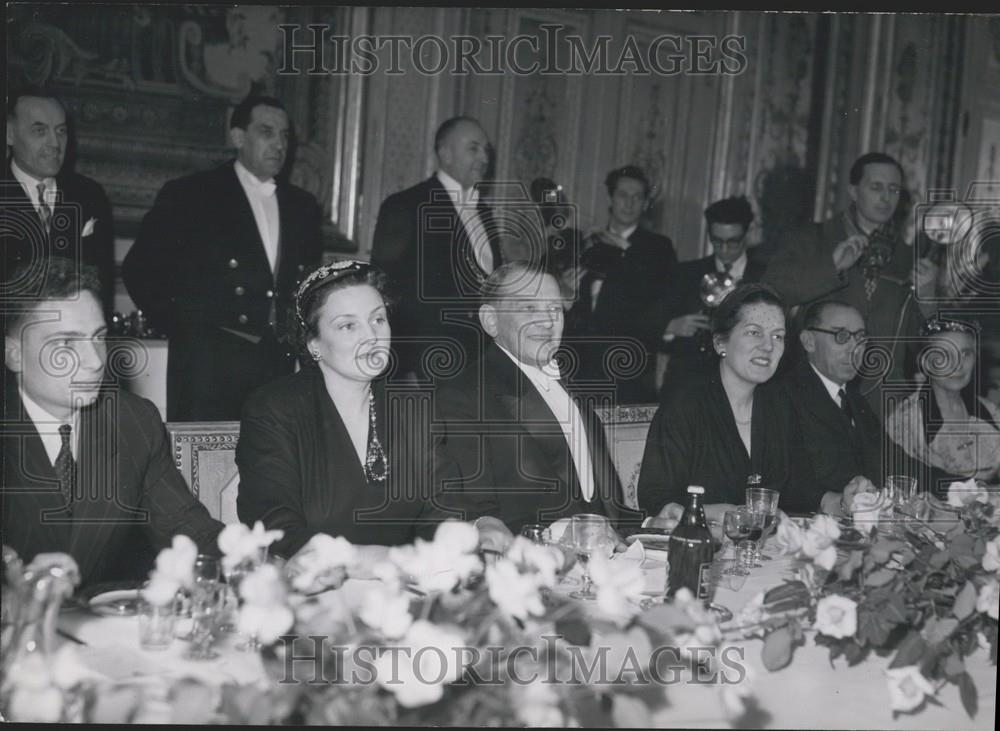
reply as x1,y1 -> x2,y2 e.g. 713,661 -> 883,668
56,536 -> 997,729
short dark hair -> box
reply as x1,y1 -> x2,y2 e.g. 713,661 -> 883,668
605,165 -> 650,199
480,262 -> 550,307
434,116 -> 481,154
4,259 -> 102,337
705,196 -> 754,229
229,95 -> 286,131
711,283 -> 785,340
849,152 -> 903,186
801,299 -> 858,331
6,86 -> 64,120
293,262 -> 392,357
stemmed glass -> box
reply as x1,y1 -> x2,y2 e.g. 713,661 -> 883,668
722,509 -> 756,576
886,475 -> 922,529
568,514 -> 611,600
185,555 -> 223,660
746,488 -> 780,565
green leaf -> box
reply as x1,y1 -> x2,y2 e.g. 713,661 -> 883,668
843,640 -> 869,666
957,672 -> 978,719
837,551 -> 864,581
864,568 -> 896,587
953,582 -> 978,620
890,631 -> 927,668
948,534 -> 975,559
929,551 -> 951,570
921,617 -> 959,646
944,653 -> 966,678
556,616 -> 592,646
762,627 -> 796,671
763,580 -> 811,609
611,695 -> 653,728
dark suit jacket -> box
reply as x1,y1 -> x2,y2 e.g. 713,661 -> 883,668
1,370 -> 223,587
1,163 -> 115,315
430,343 -> 642,534
781,360 -> 887,508
650,254 -> 767,397
236,367 -> 433,558
371,175 -> 501,379
566,227 -> 677,403
122,162 -> 322,420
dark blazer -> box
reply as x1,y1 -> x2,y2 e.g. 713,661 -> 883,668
566,227 -> 677,403
1,370 -> 223,588
122,162 -> 322,421
638,373 -> 814,514
780,360 -> 887,508
430,343 -> 642,534
371,175 -> 501,380
1,163 -> 115,315
236,367 -> 433,558
651,253 -> 767,398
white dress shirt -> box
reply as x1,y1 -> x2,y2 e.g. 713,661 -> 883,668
19,387 -> 80,465
436,169 -> 493,275
235,160 -> 280,275
716,251 -> 748,281
11,159 -> 57,214
810,362 -> 847,408
496,344 -> 597,502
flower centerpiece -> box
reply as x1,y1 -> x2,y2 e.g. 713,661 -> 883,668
744,482 -> 1000,718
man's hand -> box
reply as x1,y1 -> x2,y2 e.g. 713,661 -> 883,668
665,313 -> 711,339
832,234 -> 868,272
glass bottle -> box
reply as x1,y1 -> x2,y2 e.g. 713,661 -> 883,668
666,486 -> 715,601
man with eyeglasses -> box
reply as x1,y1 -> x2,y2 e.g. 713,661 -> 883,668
783,300 -> 888,515
763,152 -> 938,419
651,196 -> 766,400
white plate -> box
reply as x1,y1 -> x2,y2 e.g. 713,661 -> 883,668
89,589 -> 141,616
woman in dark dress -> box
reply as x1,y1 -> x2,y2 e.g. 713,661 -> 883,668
236,261 -> 432,559
638,283 -> 807,523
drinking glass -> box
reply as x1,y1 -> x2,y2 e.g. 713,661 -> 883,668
138,591 -> 175,651
185,582 -> 226,660
746,488 -> 780,562
520,524 -> 551,545
722,509 -> 755,576
569,514 -> 610,600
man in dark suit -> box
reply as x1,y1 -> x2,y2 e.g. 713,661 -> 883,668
786,299 -> 888,515
371,116 -> 501,382
122,95 -> 322,421
653,196 -> 766,400
567,165 -> 677,404
431,263 -> 641,548
2,260 -> 222,587
3,88 -> 115,316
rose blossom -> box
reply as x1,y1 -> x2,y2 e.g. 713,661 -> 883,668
885,666 -> 935,713
947,478 -> 988,508
587,552 -> 646,627
388,539 -> 481,594
983,536 -> 1000,573
813,595 -> 857,638
773,518 -> 804,555
154,534 -> 198,587
237,564 -> 295,644
977,578 -> 1000,620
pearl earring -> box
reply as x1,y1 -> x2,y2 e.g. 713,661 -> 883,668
310,350 -> 321,361
719,350 -> 726,357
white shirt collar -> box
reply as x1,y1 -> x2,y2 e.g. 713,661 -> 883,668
810,362 -> 845,404
716,252 -> 748,280
11,159 -> 56,207
18,384 -> 79,463
495,343 -> 562,391
436,169 -> 479,205
609,223 -> 638,242
234,160 -> 276,195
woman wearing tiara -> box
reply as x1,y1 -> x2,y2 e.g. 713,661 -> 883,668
236,261 -> 432,559
887,317 -> 1000,492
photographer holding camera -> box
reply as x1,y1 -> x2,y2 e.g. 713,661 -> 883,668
565,165 -> 677,404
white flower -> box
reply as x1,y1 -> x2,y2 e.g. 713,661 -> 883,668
239,563 -> 287,606
433,520 -> 479,554
801,516 -> 840,570
814,595 -> 857,638
359,586 -> 414,639
977,578 -> 1000,620
773,518 -> 804,555
506,537 -> 562,587
143,573 -> 181,606
515,680 -> 564,726
237,564 -> 294,644
983,536 -> 1000,573
947,478 -> 988,508
375,620 -> 467,708
487,559 -> 546,621
885,666 -> 936,713
289,534 -> 357,592
589,552 -> 645,626
850,491 -> 885,528
736,592 -> 766,627
807,514 -> 842,545
388,539 -> 481,594
218,522 -> 283,572
154,534 -> 198,588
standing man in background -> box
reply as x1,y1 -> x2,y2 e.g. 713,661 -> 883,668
123,95 -> 321,421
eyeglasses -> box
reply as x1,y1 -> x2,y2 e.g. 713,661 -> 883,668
709,234 -> 747,248
808,327 -> 868,345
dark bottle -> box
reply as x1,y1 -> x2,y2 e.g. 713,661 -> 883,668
666,485 -> 715,601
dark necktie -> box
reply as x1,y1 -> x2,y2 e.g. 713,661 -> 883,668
54,424 -> 75,511
838,387 -> 855,427
37,182 -> 53,232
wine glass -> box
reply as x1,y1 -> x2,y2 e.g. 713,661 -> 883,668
722,509 -> 755,576
185,582 -> 225,660
886,475 -> 920,530
746,488 -> 780,563
568,514 -> 610,600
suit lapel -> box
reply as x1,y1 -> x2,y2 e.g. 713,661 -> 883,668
798,362 -> 856,438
